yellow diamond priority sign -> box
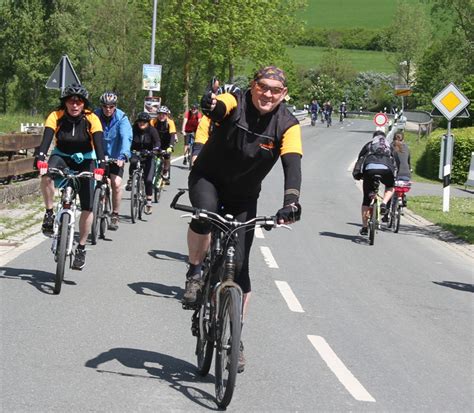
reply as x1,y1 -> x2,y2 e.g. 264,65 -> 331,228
432,83 -> 470,121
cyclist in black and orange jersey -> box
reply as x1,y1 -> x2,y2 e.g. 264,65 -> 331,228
182,66 -> 303,372
34,83 -> 105,270
151,105 -> 177,183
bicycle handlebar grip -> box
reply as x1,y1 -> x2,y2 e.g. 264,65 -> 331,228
170,189 -> 195,213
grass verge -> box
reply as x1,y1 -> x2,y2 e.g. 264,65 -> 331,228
0,112 -> 45,134
409,196 -> 474,244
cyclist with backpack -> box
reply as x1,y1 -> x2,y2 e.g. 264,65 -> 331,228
357,130 -> 396,236
95,91 -> 133,231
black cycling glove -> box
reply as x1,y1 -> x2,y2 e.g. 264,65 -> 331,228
276,203 -> 302,223
200,91 -> 215,115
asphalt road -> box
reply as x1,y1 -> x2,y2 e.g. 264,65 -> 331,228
1,119 -> 473,412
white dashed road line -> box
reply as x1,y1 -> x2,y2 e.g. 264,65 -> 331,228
307,335 -> 376,403
260,246 -> 279,268
255,226 -> 265,239
275,280 -> 305,313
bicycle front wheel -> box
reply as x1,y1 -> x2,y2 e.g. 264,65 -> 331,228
196,280 -> 214,376
54,213 -> 70,294
100,188 -> 111,238
215,287 -> 241,408
130,172 -> 140,223
91,187 -> 101,245
138,178 -> 145,220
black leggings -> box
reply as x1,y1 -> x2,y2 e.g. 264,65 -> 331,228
188,174 -> 257,294
47,155 -> 95,211
129,155 -> 156,197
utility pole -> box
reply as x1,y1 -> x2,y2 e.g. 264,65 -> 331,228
149,0 -> 158,98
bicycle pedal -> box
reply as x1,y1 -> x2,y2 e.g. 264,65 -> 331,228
182,302 -> 200,310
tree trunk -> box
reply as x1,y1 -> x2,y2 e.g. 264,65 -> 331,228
228,62 -> 235,84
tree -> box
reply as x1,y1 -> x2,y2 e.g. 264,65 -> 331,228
383,0 -> 432,86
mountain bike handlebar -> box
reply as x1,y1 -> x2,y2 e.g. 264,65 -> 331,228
47,168 -> 94,179
170,189 -> 289,231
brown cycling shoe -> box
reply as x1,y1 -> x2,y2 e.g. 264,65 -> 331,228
182,278 -> 203,305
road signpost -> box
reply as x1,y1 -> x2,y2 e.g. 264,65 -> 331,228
431,83 -> 470,212
45,55 -> 80,93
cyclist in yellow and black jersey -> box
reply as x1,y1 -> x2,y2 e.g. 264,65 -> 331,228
35,83 -> 105,270
183,66 -> 303,372
151,105 -> 176,182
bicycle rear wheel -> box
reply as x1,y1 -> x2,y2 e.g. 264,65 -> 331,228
215,287 -> 241,408
91,186 -> 101,245
196,276 -> 214,376
54,213 -> 70,294
130,172 -> 139,223
393,204 -> 401,233
368,207 -> 376,246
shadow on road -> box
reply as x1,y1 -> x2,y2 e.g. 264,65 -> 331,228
0,266 -> 76,294
148,249 -> 187,262
319,231 -> 366,244
85,348 -> 217,409
432,281 -> 474,293
128,281 -> 183,300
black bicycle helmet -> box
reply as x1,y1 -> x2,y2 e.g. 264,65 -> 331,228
136,112 -> 151,122
61,83 -> 89,105
100,91 -> 118,106
217,83 -> 240,95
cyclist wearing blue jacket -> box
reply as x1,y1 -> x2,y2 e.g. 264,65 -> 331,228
95,92 -> 132,230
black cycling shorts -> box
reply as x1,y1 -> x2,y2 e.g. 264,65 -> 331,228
47,155 -> 95,211
108,162 -> 124,178
188,173 -> 257,294
362,169 -> 395,206
184,133 -> 195,146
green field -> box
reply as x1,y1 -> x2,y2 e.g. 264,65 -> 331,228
287,45 -> 395,73
297,0 -> 428,28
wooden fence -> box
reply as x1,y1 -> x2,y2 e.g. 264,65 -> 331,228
0,133 -> 42,182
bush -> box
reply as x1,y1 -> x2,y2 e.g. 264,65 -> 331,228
417,127 -> 474,184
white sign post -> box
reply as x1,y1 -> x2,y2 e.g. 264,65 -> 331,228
432,83 -> 470,212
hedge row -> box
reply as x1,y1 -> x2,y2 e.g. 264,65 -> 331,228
295,27 -> 388,51
417,127 -> 474,184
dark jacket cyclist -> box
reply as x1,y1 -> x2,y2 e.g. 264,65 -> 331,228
183,66 -> 302,373
35,83 -> 105,270
151,106 -> 176,181
127,112 -> 161,215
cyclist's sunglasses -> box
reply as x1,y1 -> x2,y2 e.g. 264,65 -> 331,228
255,81 -> 285,95
102,105 -> 116,110
66,96 -> 84,105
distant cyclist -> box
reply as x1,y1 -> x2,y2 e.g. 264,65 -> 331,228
181,103 -> 202,166
309,98 -> 320,125
35,84 -> 106,270
151,105 -> 177,183
339,101 -> 347,123
94,91 -> 132,231
357,131 -> 396,235
128,112 -> 161,215
323,101 -> 333,127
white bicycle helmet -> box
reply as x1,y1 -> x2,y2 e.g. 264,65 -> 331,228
100,91 -> 118,105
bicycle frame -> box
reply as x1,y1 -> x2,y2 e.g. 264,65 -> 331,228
49,168 -> 93,257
